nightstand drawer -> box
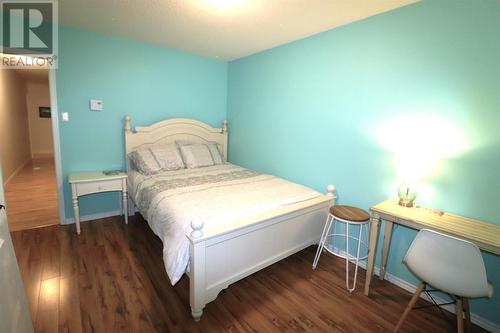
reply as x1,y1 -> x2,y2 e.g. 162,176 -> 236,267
75,178 -> 124,196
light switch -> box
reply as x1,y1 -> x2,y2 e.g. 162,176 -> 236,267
61,112 -> 69,122
90,99 -> 103,111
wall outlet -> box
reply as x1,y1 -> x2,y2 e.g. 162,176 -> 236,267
90,99 -> 103,111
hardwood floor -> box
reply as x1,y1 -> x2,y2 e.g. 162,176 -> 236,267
5,158 -> 59,231
11,215 -> 489,333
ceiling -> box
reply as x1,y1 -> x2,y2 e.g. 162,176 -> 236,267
15,69 -> 49,84
59,0 -> 418,61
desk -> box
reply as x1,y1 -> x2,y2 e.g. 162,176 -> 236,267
364,200 -> 500,296
68,171 -> 128,234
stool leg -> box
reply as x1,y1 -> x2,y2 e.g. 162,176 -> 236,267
345,221 -> 350,290
313,215 -> 333,269
317,214 -> 332,248
332,217 -> 337,249
347,224 -> 364,292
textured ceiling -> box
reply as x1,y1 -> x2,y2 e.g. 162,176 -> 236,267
59,0 -> 418,60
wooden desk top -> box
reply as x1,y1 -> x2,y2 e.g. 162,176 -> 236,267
371,200 -> 500,256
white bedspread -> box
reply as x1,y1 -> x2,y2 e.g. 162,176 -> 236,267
129,163 -> 321,285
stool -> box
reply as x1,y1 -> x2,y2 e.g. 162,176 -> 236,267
312,205 -> 370,292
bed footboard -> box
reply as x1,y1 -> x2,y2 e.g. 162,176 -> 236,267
187,185 -> 335,321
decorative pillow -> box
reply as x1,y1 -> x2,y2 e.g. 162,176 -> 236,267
179,144 -> 215,169
206,143 -> 224,165
176,140 -> 224,165
128,148 -> 162,175
150,143 -> 185,171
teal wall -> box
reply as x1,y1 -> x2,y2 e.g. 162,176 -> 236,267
56,27 -> 228,218
227,0 -> 500,325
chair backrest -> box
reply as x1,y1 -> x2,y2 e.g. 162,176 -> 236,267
404,229 -> 490,298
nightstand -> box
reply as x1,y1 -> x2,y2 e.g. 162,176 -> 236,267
68,171 -> 128,234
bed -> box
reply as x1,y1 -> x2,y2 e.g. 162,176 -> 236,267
123,116 -> 336,320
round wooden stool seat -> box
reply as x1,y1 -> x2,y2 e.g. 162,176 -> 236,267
330,205 -> 370,222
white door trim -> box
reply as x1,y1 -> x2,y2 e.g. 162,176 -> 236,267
48,69 -> 66,224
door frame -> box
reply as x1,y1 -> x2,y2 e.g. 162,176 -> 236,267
48,69 -> 66,224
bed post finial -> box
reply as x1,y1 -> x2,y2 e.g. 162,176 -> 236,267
191,219 -> 204,238
326,184 -> 336,197
124,115 -> 132,133
326,184 -> 337,206
222,120 -> 228,134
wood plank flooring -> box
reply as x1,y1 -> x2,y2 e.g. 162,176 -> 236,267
5,158 -> 59,231
11,215 -> 489,333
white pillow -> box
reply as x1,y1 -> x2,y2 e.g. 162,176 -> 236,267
206,143 -> 224,165
176,141 -> 224,165
179,144 -> 214,169
128,148 -> 162,175
150,144 -> 185,171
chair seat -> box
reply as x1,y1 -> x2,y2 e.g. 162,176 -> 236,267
487,282 -> 494,298
330,205 -> 370,222
428,281 -> 494,299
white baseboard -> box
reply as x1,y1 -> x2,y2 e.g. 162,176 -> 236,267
329,247 -> 500,333
64,209 -> 123,225
3,158 -> 30,187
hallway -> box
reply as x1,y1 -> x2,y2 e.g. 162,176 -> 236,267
5,158 -> 59,231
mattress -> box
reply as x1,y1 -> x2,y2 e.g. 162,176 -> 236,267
128,163 -> 322,285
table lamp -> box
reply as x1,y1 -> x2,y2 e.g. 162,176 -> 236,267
398,183 -> 417,207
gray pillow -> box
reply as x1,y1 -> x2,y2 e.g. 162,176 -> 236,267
179,144 -> 215,169
176,140 -> 224,165
150,144 -> 185,171
128,148 -> 162,175
206,143 -> 223,165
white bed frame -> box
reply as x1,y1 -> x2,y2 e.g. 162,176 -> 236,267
123,116 -> 336,320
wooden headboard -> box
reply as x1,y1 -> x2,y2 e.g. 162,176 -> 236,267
124,116 -> 228,170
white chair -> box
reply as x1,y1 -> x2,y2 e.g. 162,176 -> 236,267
395,229 -> 494,333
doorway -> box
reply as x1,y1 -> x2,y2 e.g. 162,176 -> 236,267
0,68 -> 61,231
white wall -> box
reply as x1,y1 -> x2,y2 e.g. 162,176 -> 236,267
26,82 -> 52,158
0,70 -> 31,184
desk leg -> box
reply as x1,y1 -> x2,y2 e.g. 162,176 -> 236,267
364,216 -> 380,296
379,221 -> 393,280
122,188 -> 128,225
71,184 -> 80,235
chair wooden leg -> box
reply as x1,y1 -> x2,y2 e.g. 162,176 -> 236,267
463,297 -> 471,333
394,282 -> 426,332
456,298 -> 464,333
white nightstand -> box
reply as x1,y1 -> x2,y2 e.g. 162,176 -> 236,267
68,171 -> 128,234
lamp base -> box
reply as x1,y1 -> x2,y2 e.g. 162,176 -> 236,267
398,199 -> 414,208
